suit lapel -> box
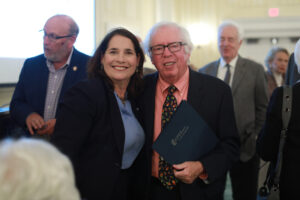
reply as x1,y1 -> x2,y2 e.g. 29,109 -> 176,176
187,70 -> 205,110
38,57 -> 50,115
232,56 -> 247,94
60,49 -> 80,101
145,73 -> 158,144
106,84 -> 125,156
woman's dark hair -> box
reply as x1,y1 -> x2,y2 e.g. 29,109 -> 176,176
87,28 -> 145,98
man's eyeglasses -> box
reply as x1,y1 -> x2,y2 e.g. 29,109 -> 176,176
41,30 -> 73,42
150,42 -> 186,55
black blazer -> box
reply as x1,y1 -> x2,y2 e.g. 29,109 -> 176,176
140,70 -> 240,200
257,82 -> 300,199
51,78 -> 145,200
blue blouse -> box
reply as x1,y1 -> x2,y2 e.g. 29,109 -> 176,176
114,92 -> 145,169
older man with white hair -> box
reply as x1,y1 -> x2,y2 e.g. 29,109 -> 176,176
200,20 -> 268,200
141,21 -> 240,200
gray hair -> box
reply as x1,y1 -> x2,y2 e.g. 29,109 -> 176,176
218,20 -> 243,41
143,22 -> 194,57
0,138 -> 80,200
264,47 -> 289,70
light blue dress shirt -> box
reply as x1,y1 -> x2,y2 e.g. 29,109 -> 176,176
114,92 -> 145,169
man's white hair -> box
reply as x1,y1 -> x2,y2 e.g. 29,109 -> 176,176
294,39 -> 300,73
143,21 -> 194,58
218,20 -> 244,41
0,138 -> 80,200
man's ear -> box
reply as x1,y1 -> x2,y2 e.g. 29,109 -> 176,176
238,39 -> 243,47
68,35 -> 77,47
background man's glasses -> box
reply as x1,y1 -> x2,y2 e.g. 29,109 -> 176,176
150,42 -> 186,55
41,30 -> 73,42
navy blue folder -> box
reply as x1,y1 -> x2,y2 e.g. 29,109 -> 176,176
153,100 -> 219,164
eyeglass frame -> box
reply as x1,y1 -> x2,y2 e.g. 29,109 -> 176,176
150,41 -> 187,55
40,29 -> 74,42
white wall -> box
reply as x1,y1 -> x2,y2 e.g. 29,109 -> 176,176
0,58 -> 25,84
0,0 -> 95,84
237,17 -> 300,68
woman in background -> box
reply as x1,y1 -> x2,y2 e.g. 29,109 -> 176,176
51,28 -> 146,200
265,47 -> 289,98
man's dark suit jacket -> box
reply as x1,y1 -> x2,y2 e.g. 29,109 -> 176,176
257,82 -> 300,199
140,69 -> 240,200
51,78 -> 146,200
10,48 -> 90,130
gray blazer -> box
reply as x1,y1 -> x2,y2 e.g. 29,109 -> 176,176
200,55 -> 268,162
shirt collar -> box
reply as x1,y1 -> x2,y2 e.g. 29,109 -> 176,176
220,55 -> 238,68
272,70 -> 284,85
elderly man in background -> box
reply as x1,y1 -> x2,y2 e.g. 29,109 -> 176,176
10,14 -> 90,137
265,47 -> 289,98
140,22 -> 240,200
0,138 -> 80,200
200,21 -> 268,200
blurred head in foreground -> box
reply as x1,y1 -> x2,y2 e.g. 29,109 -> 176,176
0,138 -> 80,200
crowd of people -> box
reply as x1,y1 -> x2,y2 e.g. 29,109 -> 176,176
0,14 -> 299,200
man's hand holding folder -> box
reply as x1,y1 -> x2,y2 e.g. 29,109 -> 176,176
153,101 -> 218,183
173,161 -> 207,184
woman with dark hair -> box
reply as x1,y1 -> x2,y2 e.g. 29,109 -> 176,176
51,28 -> 146,200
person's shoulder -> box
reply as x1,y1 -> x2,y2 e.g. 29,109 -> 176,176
72,78 -> 105,93
143,72 -> 158,83
21,54 -> 46,72
140,72 -> 159,96
239,56 -> 264,70
201,60 -> 218,69
24,54 -> 45,64
73,48 -> 91,59
64,78 -> 108,104
191,70 -> 230,90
